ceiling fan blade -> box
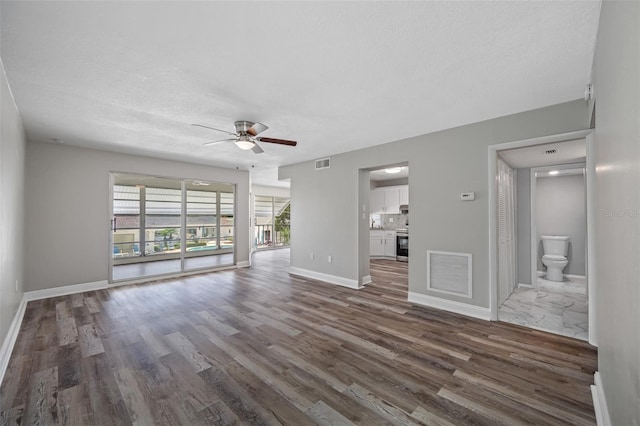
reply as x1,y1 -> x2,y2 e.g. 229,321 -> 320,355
202,138 -> 236,146
191,123 -> 237,137
247,122 -> 269,136
252,143 -> 264,154
256,137 -> 297,147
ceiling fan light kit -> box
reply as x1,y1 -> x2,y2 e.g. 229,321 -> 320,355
235,136 -> 255,150
192,120 -> 297,154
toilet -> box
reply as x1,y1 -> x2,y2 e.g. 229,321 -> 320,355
541,235 -> 570,282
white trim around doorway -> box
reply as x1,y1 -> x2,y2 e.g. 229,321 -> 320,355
487,129 -> 593,329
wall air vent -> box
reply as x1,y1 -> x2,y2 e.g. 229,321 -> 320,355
315,158 -> 331,170
427,250 -> 472,298
544,149 -> 557,155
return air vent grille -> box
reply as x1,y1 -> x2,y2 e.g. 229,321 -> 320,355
315,158 -> 331,170
427,250 -> 472,298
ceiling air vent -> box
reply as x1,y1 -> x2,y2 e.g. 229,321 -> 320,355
544,149 -> 557,155
315,157 -> 331,170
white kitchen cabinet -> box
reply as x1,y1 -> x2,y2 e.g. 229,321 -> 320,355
370,190 -> 386,214
371,230 -> 396,258
383,188 -> 401,214
370,230 -> 384,256
399,186 -> 409,205
384,231 -> 396,257
370,185 -> 407,214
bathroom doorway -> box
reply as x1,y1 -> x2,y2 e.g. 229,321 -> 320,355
489,132 -> 592,341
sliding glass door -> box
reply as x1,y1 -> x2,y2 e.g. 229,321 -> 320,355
110,173 -> 235,282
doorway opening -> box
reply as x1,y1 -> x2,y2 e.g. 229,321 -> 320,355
254,195 -> 291,250
489,130 -> 593,342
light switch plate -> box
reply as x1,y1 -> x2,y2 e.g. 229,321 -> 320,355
461,192 -> 475,201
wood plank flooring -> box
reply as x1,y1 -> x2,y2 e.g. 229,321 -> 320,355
0,249 -> 598,425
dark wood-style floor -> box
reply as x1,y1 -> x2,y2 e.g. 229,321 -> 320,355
0,249 -> 597,425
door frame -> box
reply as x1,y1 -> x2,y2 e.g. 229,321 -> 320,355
529,162 -> 586,288
488,129 -> 593,332
108,171 -> 238,285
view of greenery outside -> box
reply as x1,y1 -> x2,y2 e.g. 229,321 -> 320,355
275,203 -> 290,245
254,196 -> 290,249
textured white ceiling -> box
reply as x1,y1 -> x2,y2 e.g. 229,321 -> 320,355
0,1 -> 601,187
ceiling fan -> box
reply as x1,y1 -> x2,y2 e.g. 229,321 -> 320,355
192,120 -> 297,154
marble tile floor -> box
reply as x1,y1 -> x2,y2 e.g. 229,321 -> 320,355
498,275 -> 588,341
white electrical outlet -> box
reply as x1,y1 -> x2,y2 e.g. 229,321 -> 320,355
15,279 -> 19,292
328,255 -> 332,263
310,252 -> 315,260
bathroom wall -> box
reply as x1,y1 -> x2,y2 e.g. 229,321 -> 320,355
516,168 -> 531,284
536,173 -> 586,276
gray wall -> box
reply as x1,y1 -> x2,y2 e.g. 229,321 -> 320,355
536,174 -> 586,276
280,100 -> 589,308
516,168 -> 531,284
25,142 -> 250,291
592,1 -> 640,424
0,62 -> 26,353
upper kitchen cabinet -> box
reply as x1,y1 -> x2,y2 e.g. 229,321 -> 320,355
399,186 -> 409,205
370,185 -> 408,214
370,189 -> 386,214
383,187 -> 401,214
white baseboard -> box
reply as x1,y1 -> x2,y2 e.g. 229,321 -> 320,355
0,297 -> 28,388
362,275 -> 372,286
408,291 -> 492,321
517,282 -> 535,288
289,267 -> 362,290
591,372 -> 611,426
24,280 -> 108,302
236,260 -> 250,268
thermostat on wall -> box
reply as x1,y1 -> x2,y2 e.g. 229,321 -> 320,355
461,192 -> 475,201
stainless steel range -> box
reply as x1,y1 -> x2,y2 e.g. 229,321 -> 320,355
396,228 -> 408,262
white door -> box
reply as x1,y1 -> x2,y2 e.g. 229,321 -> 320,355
497,158 -> 516,306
